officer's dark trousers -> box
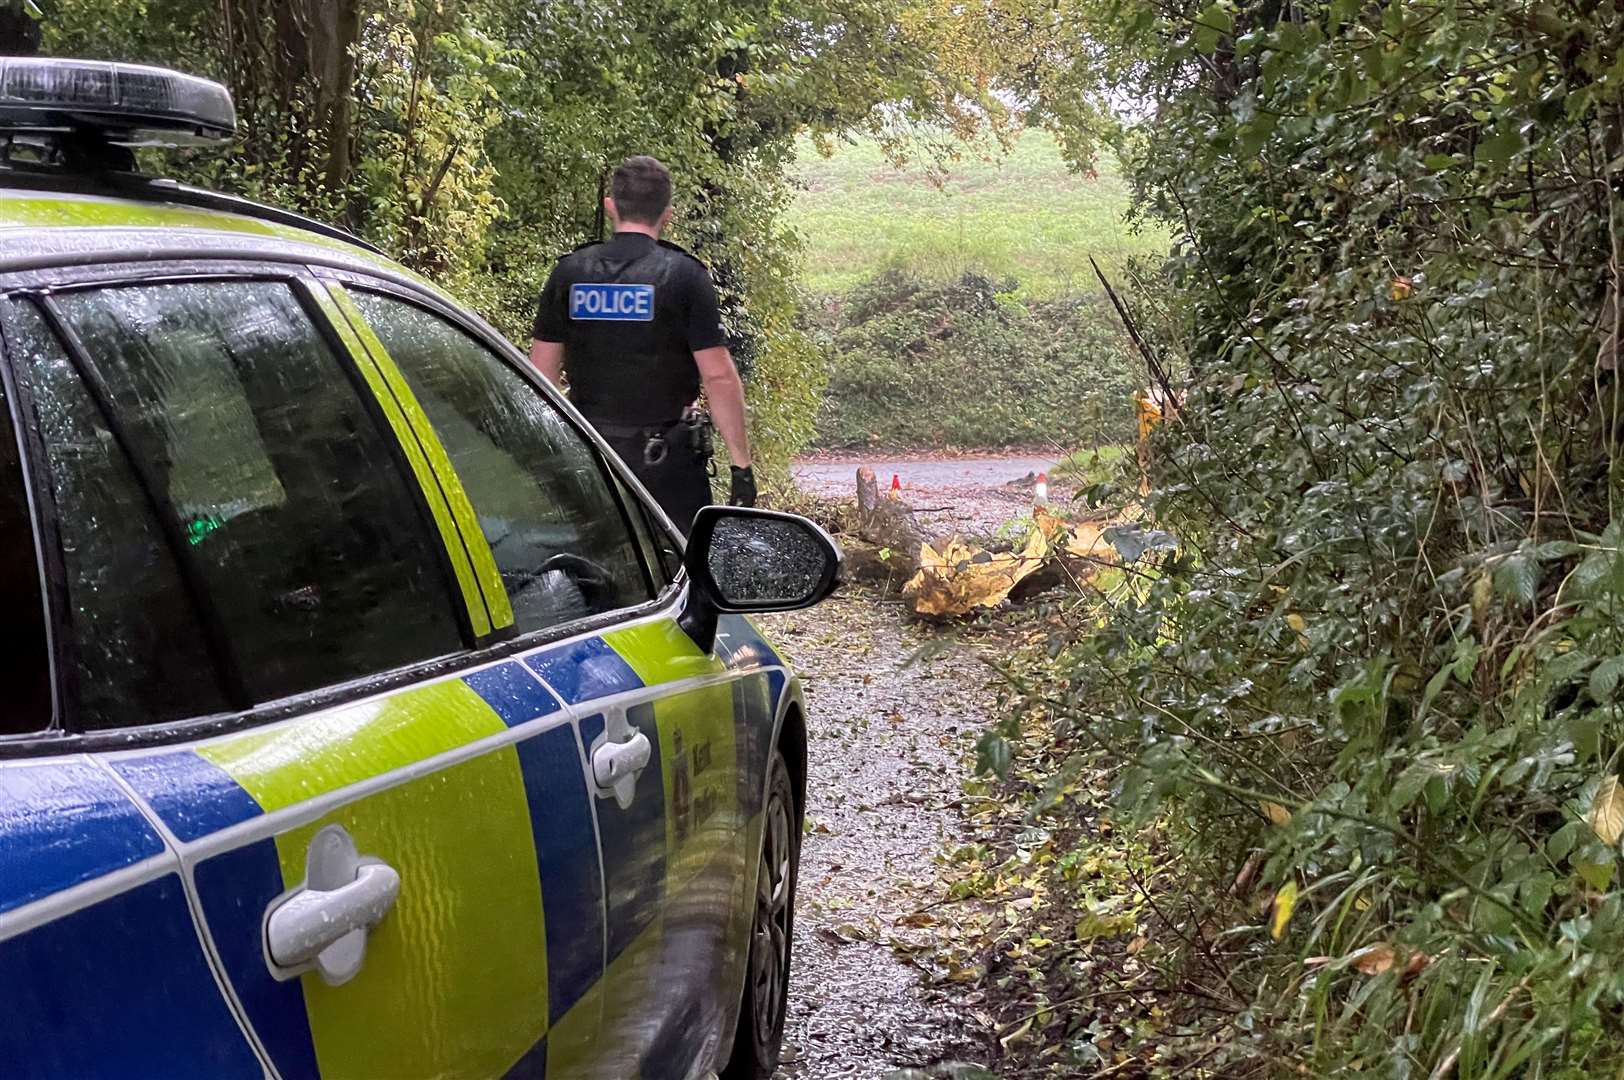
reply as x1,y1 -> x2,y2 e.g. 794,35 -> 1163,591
598,422 -> 712,537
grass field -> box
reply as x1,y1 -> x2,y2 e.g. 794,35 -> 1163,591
787,130 -> 1169,296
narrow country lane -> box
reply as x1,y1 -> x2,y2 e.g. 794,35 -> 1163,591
793,453 -> 1058,536
760,595 -> 988,1078
754,454 -> 1047,1078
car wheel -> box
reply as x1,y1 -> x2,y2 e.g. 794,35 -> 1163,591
724,747 -> 799,1079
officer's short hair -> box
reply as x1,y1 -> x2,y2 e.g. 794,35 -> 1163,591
611,156 -> 673,225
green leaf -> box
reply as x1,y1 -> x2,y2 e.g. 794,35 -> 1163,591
1567,551 -> 1617,601
1453,639 -> 1481,681
1534,540 -> 1582,560
1577,858 -> 1615,892
1192,2 -> 1232,54
1391,762 -> 1433,809
1570,711 -> 1604,762
1520,871 -> 1556,916
1475,128 -> 1524,169
1590,656 -> 1624,701
1423,153 -> 1457,171
1103,525 -> 1177,563
1473,886 -> 1516,934
976,731 -> 1013,778
1493,553 -> 1540,607
1548,820 -> 1582,864
1418,661 -> 1454,721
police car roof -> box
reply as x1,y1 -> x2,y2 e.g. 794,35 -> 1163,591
0,57 -> 386,273
0,169 -> 392,273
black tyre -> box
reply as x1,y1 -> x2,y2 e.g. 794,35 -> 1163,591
723,748 -> 799,1079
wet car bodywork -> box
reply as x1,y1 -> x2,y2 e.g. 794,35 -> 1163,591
0,161 -> 829,1076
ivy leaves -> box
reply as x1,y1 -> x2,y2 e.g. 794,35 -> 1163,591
999,0 -> 1624,1072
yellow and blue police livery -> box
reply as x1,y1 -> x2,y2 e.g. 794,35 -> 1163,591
0,58 -> 835,1080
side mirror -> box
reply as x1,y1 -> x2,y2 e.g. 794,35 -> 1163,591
680,506 -> 842,649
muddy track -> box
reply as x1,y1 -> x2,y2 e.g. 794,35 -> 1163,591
759,594 -> 992,1079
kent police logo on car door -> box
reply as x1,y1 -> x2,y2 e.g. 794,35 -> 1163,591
570,283 -> 655,321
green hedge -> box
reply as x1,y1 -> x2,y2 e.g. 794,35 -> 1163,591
811,269 -> 1138,449
980,0 -> 1624,1073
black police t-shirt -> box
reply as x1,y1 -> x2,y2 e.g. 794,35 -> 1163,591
532,232 -> 728,426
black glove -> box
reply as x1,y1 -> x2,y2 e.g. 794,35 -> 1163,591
729,465 -> 757,507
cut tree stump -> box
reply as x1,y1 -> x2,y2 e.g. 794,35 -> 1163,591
855,467 -> 927,551
842,466 -> 929,587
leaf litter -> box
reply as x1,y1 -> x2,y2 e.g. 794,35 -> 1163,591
761,590 -> 992,1077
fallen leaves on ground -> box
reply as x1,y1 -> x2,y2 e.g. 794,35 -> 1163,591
1270,880 -> 1300,940
1349,943 -> 1396,975
1587,775 -> 1624,845
1304,943 -> 1433,981
1260,800 -> 1292,826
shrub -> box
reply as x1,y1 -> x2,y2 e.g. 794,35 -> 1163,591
812,269 -> 1139,449
987,0 -> 1624,1073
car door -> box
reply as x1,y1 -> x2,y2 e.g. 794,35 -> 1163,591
2,270 -> 609,1080
339,281 -> 791,1079
0,297 -> 266,1079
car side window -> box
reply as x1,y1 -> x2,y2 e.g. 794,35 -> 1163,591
347,290 -> 654,634
4,299 -> 229,730
40,281 -> 462,722
0,308 -> 62,736
615,472 -> 682,588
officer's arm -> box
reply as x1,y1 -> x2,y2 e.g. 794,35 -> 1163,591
530,262 -> 568,387
694,346 -> 751,468
528,339 -> 565,387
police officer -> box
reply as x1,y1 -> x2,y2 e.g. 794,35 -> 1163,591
528,155 -> 755,535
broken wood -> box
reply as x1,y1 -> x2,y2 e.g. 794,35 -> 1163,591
1091,255 -> 1181,415
841,542 -> 913,589
905,531 -> 1049,617
853,466 -> 928,577
840,466 -> 1119,609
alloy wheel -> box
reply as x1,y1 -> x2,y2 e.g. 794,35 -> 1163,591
750,781 -> 793,1047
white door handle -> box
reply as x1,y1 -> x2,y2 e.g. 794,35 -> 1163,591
592,729 -> 651,808
266,826 -> 400,985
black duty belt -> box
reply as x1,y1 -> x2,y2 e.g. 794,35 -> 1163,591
591,414 -> 714,472
592,419 -> 682,439
592,418 -> 687,468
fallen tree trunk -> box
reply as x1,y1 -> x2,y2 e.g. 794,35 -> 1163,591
838,467 -> 1116,607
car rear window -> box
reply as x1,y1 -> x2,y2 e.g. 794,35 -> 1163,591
19,281 -> 464,730
3,299 -> 225,731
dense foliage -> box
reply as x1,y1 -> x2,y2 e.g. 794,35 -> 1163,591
811,269 -> 1137,449
979,0 -> 1624,1073
27,0 -> 1624,1071
22,0 -> 1006,473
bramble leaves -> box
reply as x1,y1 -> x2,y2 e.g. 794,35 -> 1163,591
980,0 -> 1624,1072
1493,552 -> 1541,607
1102,524 -> 1177,563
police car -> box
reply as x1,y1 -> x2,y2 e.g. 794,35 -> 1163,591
0,58 -> 837,1080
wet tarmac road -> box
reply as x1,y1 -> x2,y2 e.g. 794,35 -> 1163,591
759,594 -> 991,1079
792,453 -> 1058,536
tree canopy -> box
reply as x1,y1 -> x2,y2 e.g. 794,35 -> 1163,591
23,0 -> 1021,469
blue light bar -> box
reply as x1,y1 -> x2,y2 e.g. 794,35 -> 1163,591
0,57 -> 235,146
